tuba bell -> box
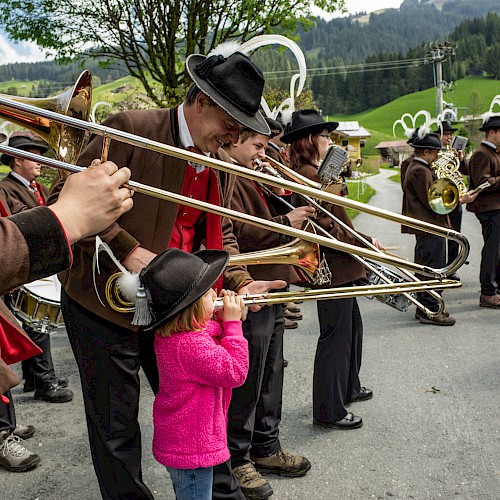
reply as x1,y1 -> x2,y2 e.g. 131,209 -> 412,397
428,147 -> 467,215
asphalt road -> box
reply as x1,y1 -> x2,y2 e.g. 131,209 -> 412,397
3,169 -> 499,499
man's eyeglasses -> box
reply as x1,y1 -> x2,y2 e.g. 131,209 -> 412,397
318,133 -> 331,138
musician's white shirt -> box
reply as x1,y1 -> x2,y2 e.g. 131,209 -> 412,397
178,103 -> 207,173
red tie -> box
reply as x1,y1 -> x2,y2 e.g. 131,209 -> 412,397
30,181 -> 45,206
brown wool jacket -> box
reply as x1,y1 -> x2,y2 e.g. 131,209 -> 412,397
401,158 -> 451,234
466,143 -> 500,214
231,175 -> 301,284
291,163 -> 368,287
48,107 -> 251,330
0,207 -> 72,391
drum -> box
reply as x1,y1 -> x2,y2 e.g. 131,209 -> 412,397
10,276 -> 63,333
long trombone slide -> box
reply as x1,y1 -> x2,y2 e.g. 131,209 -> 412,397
212,280 -> 461,310
257,164 -> 446,316
0,96 -> 468,278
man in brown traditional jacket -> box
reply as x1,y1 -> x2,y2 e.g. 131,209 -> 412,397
402,132 -> 457,326
225,126 -> 314,499
48,51 -> 287,500
1,134 -> 74,403
0,162 -> 132,473
466,114 -> 500,308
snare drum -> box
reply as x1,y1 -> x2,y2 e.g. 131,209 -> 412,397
10,276 -> 64,333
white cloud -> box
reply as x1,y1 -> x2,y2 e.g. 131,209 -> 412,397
0,32 -> 51,65
312,0 -> 403,20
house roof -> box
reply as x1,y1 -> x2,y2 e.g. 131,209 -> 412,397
333,121 -> 371,138
375,140 -> 412,151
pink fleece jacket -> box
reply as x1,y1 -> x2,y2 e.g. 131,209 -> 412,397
152,319 -> 248,469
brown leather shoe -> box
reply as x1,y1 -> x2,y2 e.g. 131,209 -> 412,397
285,302 -> 301,313
284,318 -> 298,329
479,294 -> 500,309
418,312 -> 456,326
284,309 -> 302,321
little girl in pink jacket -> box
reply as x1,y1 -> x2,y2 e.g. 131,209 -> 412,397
130,248 -> 248,500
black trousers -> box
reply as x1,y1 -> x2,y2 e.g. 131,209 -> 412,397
414,233 -> 446,313
447,204 -> 463,266
0,392 -> 16,432
476,210 -> 500,296
313,297 -> 363,423
62,291 -> 243,500
228,304 -> 284,468
21,325 -> 56,388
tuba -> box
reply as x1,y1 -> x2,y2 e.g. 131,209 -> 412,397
428,147 -> 467,215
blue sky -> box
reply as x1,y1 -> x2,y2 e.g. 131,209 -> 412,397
0,1 -> 403,65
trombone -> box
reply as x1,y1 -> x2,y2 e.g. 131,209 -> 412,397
0,75 -> 469,279
259,156 -> 448,317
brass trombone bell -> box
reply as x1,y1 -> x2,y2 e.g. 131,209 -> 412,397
428,178 -> 460,215
226,238 -> 331,285
0,71 -> 92,165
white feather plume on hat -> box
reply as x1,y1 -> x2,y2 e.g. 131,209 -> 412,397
203,35 -> 306,129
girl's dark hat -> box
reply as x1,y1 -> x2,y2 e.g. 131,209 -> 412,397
436,120 -> 458,133
187,52 -> 270,136
281,109 -> 338,144
140,248 -> 229,332
412,132 -> 442,150
1,135 -> 49,166
479,114 -> 500,131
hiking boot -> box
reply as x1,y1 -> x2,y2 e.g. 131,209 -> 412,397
284,309 -> 302,321
233,462 -> 273,499
34,383 -> 74,403
285,302 -> 301,313
0,434 -> 40,472
418,312 -> 456,326
479,294 -> 500,309
252,449 -> 311,477
12,425 -> 35,440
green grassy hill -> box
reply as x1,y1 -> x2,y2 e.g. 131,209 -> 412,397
325,76 -> 500,154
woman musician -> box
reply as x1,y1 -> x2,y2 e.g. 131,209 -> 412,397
281,109 -> 385,430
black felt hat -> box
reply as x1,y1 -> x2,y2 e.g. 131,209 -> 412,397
436,120 -> 458,133
479,114 -> 500,131
265,117 -> 283,138
412,132 -> 442,150
281,109 -> 338,144
1,134 -> 49,166
186,52 -> 270,136
139,248 -> 229,333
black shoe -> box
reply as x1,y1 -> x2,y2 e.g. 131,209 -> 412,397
347,387 -> 373,403
283,359 -> 289,368
34,383 -> 74,403
26,377 -> 68,393
314,412 -> 363,430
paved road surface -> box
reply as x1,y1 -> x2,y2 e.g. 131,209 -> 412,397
3,169 -> 499,499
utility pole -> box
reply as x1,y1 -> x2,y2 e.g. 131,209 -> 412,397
425,42 -> 456,117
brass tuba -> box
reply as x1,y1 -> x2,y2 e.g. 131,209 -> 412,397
428,147 -> 467,215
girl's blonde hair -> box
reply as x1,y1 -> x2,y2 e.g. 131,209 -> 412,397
156,293 -> 209,337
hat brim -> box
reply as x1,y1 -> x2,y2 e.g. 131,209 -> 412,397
412,144 -> 443,150
142,250 -> 229,332
187,54 -> 270,136
1,142 -> 50,166
281,121 -> 339,144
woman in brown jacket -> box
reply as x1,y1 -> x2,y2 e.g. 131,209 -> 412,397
282,109 -> 381,430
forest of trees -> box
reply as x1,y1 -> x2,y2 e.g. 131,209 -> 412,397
1,1 -> 499,114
